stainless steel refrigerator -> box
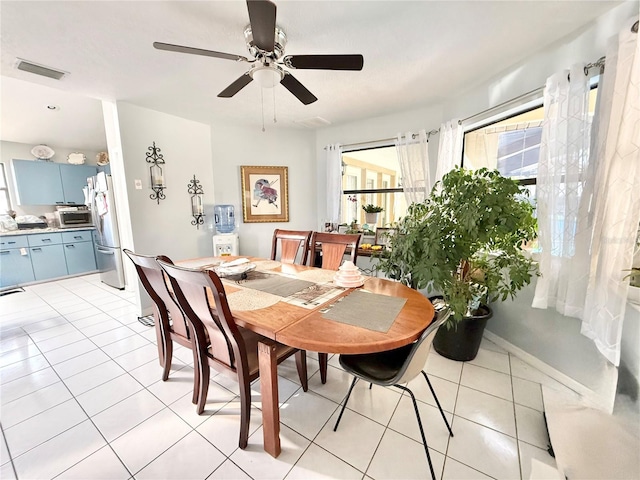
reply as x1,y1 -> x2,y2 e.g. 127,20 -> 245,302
88,173 -> 125,289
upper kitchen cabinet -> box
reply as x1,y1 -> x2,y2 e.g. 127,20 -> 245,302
60,164 -> 96,204
12,160 -> 63,205
13,159 -> 96,205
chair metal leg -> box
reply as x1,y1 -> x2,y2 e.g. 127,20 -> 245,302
421,371 -> 454,437
333,377 -> 358,431
394,384 -> 437,480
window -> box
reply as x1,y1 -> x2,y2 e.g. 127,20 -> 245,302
463,86 -> 598,253
341,146 -> 407,229
462,87 -> 598,203
0,163 -> 11,213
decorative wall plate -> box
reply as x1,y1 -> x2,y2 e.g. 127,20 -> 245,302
67,152 -> 86,165
96,151 -> 109,166
31,145 -> 55,160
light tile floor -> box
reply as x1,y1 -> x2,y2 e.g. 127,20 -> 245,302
0,274 -> 570,479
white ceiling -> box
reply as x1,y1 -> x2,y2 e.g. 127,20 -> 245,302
0,0 -> 623,151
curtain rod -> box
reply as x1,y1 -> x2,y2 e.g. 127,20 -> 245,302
459,54 -> 609,126
329,129 -> 439,151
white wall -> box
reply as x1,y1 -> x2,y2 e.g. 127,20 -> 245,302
115,103 -> 214,312
312,0 -> 639,411
209,120 -> 316,259
621,302 -> 640,395
444,0 -> 639,121
117,103 -> 215,260
1,140 -> 102,217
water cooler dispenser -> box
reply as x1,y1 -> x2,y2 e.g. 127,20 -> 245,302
212,204 -> 239,256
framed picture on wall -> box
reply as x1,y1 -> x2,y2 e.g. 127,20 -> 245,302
240,165 -> 289,223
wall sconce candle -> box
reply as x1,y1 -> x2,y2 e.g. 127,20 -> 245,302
187,174 -> 205,228
146,141 -> 166,204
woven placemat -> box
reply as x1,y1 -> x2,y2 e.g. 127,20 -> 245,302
295,269 -> 337,284
242,274 -> 316,297
227,289 -> 282,311
321,290 -> 407,333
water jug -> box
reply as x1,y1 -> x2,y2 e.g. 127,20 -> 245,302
214,204 -> 235,234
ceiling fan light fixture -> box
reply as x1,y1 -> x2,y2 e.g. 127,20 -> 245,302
251,66 -> 283,88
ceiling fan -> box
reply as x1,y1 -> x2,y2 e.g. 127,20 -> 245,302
153,0 -> 364,105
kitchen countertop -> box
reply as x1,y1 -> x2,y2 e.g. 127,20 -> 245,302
0,226 -> 96,237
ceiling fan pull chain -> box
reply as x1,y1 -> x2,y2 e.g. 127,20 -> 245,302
261,88 -> 266,132
273,87 -> 277,124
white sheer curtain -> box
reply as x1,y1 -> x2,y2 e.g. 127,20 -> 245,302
533,19 -> 640,366
325,144 -> 343,226
435,120 -> 463,184
581,19 -> 640,366
532,64 -> 592,315
395,130 -> 430,205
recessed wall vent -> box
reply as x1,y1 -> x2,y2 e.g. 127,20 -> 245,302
295,116 -> 331,129
16,58 -> 67,80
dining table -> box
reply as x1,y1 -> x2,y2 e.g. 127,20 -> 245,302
177,256 -> 435,458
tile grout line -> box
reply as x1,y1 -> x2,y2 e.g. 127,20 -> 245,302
509,352 -> 524,480
4,333 -> 133,478
4,284 -> 138,478
440,359 -> 463,479
0,423 -> 19,480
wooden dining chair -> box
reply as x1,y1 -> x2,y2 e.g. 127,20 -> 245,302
309,232 -> 361,270
123,249 -> 198,403
308,232 -> 361,383
156,260 -> 309,449
270,229 -> 312,265
333,306 -> 454,480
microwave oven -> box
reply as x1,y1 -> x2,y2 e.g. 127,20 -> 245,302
56,210 -> 93,228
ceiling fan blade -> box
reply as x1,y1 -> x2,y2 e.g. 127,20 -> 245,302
218,73 -> 254,98
246,0 -> 277,52
154,42 -> 248,62
283,54 -> 364,71
280,73 -> 317,105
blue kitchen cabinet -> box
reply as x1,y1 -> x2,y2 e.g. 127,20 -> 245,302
62,229 -> 96,275
0,235 -> 35,289
60,164 -> 97,205
12,159 -> 64,205
30,244 -> 67,281
12,160 -> 97,206
63,242 -> 96,275
28,233 -> 66,281
27,232 -> 63,247
0,235 -> 29,249
61,230 -> 93,244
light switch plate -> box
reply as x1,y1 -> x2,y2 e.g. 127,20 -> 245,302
134,179 -> 142,190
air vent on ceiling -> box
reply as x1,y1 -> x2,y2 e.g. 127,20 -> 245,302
295,116 -> 331,129
16,58 -> 67,80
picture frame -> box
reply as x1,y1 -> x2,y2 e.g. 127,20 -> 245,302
240,165 -> 289,223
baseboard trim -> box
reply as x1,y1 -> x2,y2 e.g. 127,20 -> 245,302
484,330 -> 617,412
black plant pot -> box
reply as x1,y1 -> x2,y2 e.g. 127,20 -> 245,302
432,304 -> 493,362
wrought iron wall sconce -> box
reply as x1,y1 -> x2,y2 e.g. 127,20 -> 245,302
187,174 -> 205,228
146,141 -> 166,204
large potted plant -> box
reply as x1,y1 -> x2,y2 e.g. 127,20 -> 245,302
377,167 -> 538,361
